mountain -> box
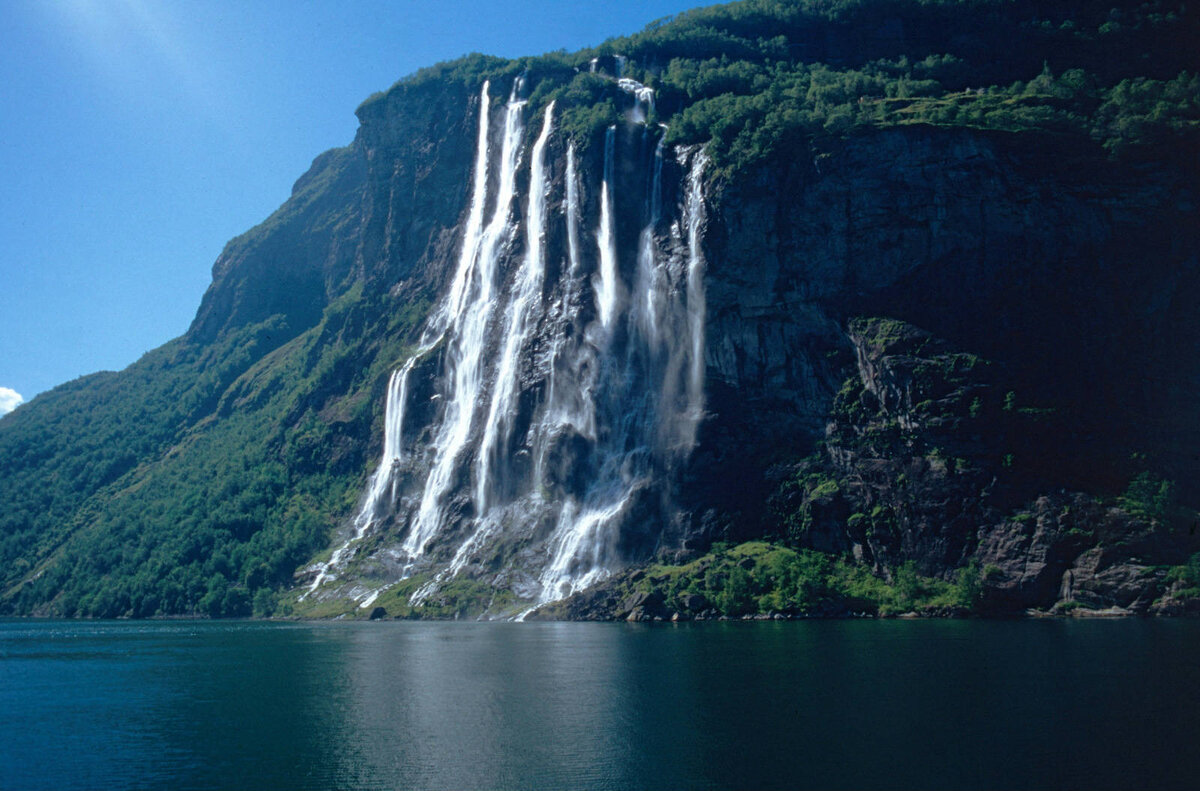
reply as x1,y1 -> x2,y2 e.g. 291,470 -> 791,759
2,0 -> 1198,619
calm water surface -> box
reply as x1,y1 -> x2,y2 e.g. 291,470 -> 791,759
1,618 -> 1197,790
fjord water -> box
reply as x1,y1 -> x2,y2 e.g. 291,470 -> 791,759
3,620 -> 1199,790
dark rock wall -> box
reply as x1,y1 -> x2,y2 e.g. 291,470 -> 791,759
680,125 -> 1200,611
692,126 -> 1200,537
353,80 -> 479,294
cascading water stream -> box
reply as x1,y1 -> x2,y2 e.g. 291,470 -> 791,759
533,129 -> 669,606
303,82 -> 499,595
530,142 -> 597,491
618,77 -> 655,124
403,81 -> 527,558
532,140 -> 709,607
683,148 -> 710,449
442,82 -> 497,330
594,126 -> 620,333
475,102 -> 555,514
313,70 -> 711,615
433,102 -> 556,582
632,135 -> 666,355
303,367 -> 406,594
564,144 -> 583,279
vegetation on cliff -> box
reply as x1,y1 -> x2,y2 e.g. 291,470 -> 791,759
363,0 -> 1198,179
755,316 -> 1200,617
0,288 -> 429,617
533,540 -> 983,620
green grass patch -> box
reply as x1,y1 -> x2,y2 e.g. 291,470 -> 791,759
628,541 -> 980,618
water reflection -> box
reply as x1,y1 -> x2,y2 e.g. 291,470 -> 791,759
2,619 -> 1199,790
336,622 -> 640,789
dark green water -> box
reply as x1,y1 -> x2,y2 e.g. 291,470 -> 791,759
1,618 -> 1197,790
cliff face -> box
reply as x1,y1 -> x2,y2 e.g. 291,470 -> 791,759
189,79 -> 481,347
283,76 -> 1199,616
3,1 -> 1198,619
188,146 -> 366,344
290,72 -> 725,615
698,126 -> 1200,497
686,126 -> 1200,612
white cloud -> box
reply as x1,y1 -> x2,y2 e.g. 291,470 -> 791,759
0,387 -> 24,416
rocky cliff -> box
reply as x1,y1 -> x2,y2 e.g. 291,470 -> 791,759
702,125 -> 1199,495
533,121 -> 1200,620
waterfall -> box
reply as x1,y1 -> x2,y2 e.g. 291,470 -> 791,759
475,101 -> 555,514
683,148 -> 709,449
442,82 -> 496,328
594,126 -> 620,332
315,72 -> 711,613
618,77 -> 655,124
531,140 -> 714,608
531,142 -> 596,487
303,81 -> 497,595
440,102 -> 555,579
565,144 -> 583,277
632,135 -> 666,354
404,80 -> 527,559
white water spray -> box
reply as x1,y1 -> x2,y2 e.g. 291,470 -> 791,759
314,72 -> 711,614
594,126 -> 620,332
683,148 -> 709,448
448,102 -> 557,575
618,77 -> 655,124
404,81 -> 528,558
304,82 -> 498,595
530,142 -> 597,490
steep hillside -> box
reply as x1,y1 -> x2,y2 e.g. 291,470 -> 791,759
1,0 -> 1197,618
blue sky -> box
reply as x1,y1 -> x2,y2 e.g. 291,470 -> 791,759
0,0 -> 703,411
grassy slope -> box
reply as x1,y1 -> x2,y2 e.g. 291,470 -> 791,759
1,287 -> 430,617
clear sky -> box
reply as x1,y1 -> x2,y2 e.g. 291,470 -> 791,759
0,0 -> 703,412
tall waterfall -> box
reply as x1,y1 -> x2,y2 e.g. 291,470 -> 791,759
594,125 -> 620,332
475,101 -> 555,514
404,79 -> 528,559
307,74 -> 710,612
